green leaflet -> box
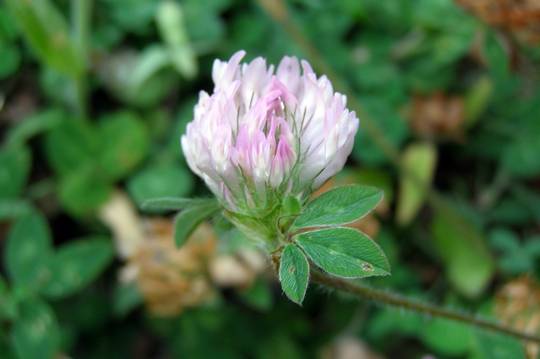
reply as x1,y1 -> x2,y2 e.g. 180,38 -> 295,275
431,208 -> 494,298
173,200 -> 220,247
128,164 -> 194,206
42,237 -> 114,299
5,212 -> 53,291
292,185 -> 383,229
0,145 -> 31,199
279,244 -> 309,305
11,298 -> 60,359
295,227 -> 390,278
396,142 -> 437,226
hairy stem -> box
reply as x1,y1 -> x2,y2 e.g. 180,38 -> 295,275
311,270 -> 540,344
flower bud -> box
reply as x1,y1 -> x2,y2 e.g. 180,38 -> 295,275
181,51 -> 358,247
182,51 -> 358,214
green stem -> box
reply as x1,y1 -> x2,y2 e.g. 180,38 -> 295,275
72,0 -> 92,120
311,270 -> 540,344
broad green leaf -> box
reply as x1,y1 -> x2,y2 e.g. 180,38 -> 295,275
295,227 -> 390,278
59,168 -> 112,216
431,205 -> 494,297
11,298 -> 60,359
128,164 -> 194,205
174,200 -> 220,247
141,197 -> 214,212
42,237 -> 114,299
292,185 -> 383,229
396,142 -> 437,225
97,111 -> 150,180
5,212 -> 53,290
5,0 -> 82,77
45,115 -> 97,177
279,244 -> 309,305
0,145 -> 31,199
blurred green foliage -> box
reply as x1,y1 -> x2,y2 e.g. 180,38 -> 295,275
1,0 -> 540,357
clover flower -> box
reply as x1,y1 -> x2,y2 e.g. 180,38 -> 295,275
181,51 -> 359,216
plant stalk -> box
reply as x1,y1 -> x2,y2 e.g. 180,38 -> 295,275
311,270 -> 540,344
72,0 -> 92,120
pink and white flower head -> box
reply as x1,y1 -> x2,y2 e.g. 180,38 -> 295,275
181,50 -> 359,215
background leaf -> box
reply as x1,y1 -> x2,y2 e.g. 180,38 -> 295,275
58,167 -> 113,216
11,298 -> 60,359
97,111 -> 150,180
5,212 -> 52,291
431,207 -> 494,297
42,237 -> 114,299
128,164 -> 194,206
0,145 -> 31,199
396,142 -> 437,225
